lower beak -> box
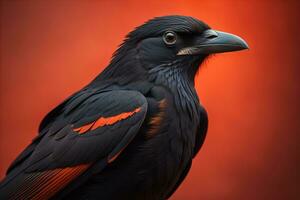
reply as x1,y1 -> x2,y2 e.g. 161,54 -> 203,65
177,29 -> 249,55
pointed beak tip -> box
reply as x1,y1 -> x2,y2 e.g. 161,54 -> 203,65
240,39 -> 249,50
239,43 -> 249,52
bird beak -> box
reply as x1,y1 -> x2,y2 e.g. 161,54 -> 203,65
177,29 -> 249,55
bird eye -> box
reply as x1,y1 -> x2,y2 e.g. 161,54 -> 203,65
163,31 -> 177,45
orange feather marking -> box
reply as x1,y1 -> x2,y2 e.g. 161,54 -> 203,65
146,99 -> 167,139
11,164 -> 90,200
73,122 -> 95,133
73,107 -> 141,134
32,164 -> 89,200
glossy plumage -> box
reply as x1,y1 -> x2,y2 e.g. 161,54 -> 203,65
0,15 -> 248,200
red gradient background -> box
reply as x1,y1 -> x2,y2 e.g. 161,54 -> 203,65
1,1 -> 300,199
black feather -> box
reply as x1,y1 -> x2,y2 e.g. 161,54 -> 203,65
1,15 -> 211,200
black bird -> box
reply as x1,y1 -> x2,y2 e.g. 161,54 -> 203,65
0,15 -> 248,200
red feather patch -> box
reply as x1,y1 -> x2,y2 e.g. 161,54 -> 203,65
73,107 -> 141,134
9,164 -> 90,200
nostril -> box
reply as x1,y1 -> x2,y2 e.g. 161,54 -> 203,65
206,34 -> 218,39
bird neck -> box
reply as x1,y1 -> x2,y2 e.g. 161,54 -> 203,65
148,61 -> 201,121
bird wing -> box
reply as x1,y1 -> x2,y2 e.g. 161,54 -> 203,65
0,89 -> 148,200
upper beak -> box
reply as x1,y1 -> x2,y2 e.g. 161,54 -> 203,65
177,29 -> 249,55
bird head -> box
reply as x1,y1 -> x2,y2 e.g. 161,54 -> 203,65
98,15 -> 248,83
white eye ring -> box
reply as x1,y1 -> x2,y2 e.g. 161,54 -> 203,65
163,31 -> 177,45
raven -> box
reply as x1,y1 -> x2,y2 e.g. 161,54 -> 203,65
0,15 -> 248,200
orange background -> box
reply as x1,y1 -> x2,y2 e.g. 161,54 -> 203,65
1,0 -> 300,199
